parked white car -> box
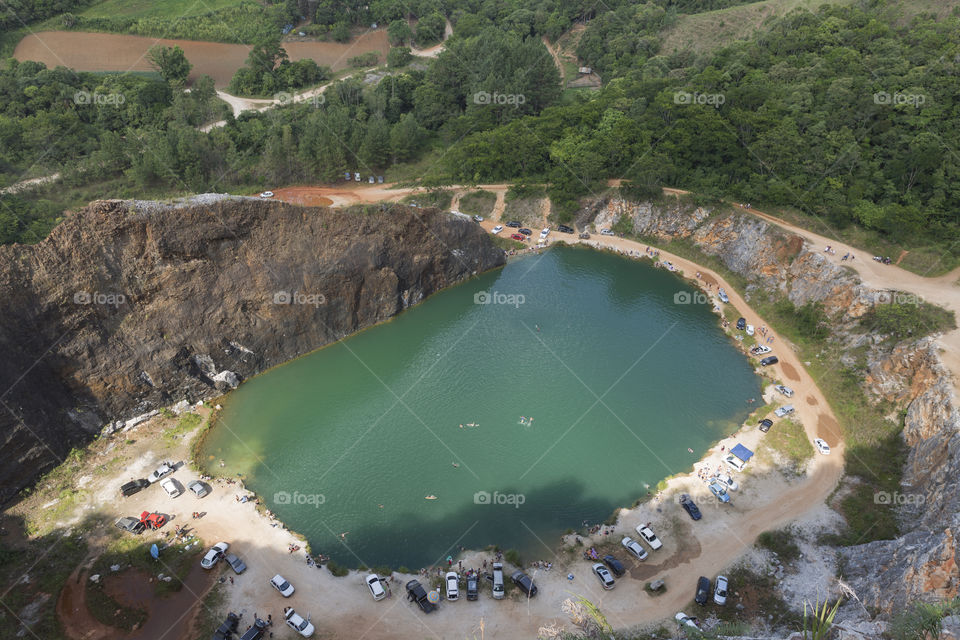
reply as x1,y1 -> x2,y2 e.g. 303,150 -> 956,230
714,575 -> 729,605
147,463 -> 173,483
539,228 -> 549,240
270,574 -> 295,597
675,612 -> 700,630
492,225 -> 503,234
714,473 -> 739,491
620,536 -> 648,561
600,228 -> 614,236
814,438 -> 831,455
745,324 -> 755,336
259,191 -> 274,198
445,571 -> 459,601
284,607 -> 314,637
160,477 -> 182,498
365,574 -> 386,601
750,345 -> 772,355
634,524 -> 663,550
201,542 -> 229,569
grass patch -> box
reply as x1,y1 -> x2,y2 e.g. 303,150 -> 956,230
860,299 -> 956,342
193,580 -> 228,640
400,188 -> 452,210
91,534 -> 203,600
504,183 -> 547,225
163,411 -> 203,445
326,560 -> 350,577
457,190 -> 497,217
755,527 -> 801,562
0,517 -> 90,638
490,234 -> 525,251
80,0 -> 244,19
759,418 -> 814,470
660,0 -> 858,56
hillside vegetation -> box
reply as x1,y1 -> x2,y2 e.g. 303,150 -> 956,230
2,0 -> 960,272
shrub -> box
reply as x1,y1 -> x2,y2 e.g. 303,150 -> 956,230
327,560 -> 349,576
861,299 -> 956,340
756,528 -> 801,562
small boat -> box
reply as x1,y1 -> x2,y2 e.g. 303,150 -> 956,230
425,495 -> 438,500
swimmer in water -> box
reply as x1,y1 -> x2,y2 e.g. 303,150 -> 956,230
688,448 -> 694,453
452,462 -> 459,468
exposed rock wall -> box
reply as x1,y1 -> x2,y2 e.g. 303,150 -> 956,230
841,338 -> 960,612
581,195 -> 959,613
0,196 -> 504,503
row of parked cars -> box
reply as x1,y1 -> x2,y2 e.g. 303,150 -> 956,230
406,562 -> 539,613
116,463 -> 210,535
675,574 -> 732,632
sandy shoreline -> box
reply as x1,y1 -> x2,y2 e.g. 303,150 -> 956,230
3,207 -> 849,639
159,232 -> 844,639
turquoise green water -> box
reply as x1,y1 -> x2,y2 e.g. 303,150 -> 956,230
202,246 -> 761,569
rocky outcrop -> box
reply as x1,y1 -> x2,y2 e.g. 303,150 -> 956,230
580,195 -> 959,614
582,197 -> 872,319
0,196 -> 504,503
840,338 -> 960,612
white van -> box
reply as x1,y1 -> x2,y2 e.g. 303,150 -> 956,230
492,562 -> 505,599
724,454 -> 747,472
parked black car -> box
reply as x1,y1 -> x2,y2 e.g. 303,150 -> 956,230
760,356 -> 779,366
758,418 -> 774,433
406,579 -> 435,613
466,575 -> 479,600
211,612 -> 239,640
120,479 -> 150,497
239,617 -> 268,640
511,571 -> 538,597
557,225 -> 574,233
736,317 -> 746,330
602,555 -> 625,577
679,494 -> 702,521
506,221 -> 522,228
115,516 -> 145,535
519,228 -> 533,235
695,576 -> 711,605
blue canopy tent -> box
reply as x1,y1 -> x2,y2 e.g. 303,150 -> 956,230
730,444 -> 754,462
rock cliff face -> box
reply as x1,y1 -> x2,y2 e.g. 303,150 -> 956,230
841,338 -> 960,612
581,195 -> 959,613
0,196 -> 504,503
584,197 -> 873,319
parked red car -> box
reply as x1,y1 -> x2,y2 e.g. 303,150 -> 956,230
140,511 -> 167,529
510,233 -> 526,241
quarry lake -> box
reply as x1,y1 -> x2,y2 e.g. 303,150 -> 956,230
201,246 -> 762,569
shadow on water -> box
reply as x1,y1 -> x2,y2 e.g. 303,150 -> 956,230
304,477 -> 622,570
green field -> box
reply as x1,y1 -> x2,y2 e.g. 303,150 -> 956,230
80,0 -> 245,19
659,0 -> 856,54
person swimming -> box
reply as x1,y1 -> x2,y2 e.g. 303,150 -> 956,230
452,462 -> 459,468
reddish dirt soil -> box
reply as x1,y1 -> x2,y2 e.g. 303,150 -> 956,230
57,568 -> 124,640
271,186 -> 334,207
58,563 -> 216,640
15,30 -> 389,87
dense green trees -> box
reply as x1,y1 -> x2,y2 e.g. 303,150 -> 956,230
147,46 -> 192,87
4,0 -> 960,256
227,40 -> 328,96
